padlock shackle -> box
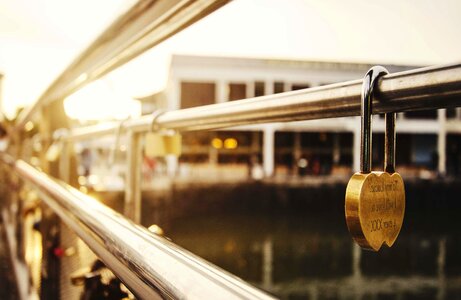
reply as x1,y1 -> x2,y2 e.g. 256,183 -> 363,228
150,109 -> 166,132
384,112 -> 396,173
360,66 -> 394,173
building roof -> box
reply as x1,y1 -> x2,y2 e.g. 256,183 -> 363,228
170,54 -> 420,74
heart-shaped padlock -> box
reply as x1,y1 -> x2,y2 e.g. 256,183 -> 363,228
345,66 -> 405,252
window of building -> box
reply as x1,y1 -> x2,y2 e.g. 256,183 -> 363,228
291,83 -> 310,91
180,131 -> 214,164
371,133 -> 436,169
404,109 -> 438,119
274,132 -> 294,169
254,81 -> 265,97
273,82 -> 284,94
447,134 -> 461,175
275,132 -> 294,148
338,133 -> 353,166
446,108 -> 458,119
411,134 -> 437,168
228,83 -> 246,101
180,131 -> 261,166
391,134 -> 436,169
301,132 -> 332,175
215,131 -> 260,164
395,134 -> 412,167
300,132 -> 333,148
180,81 -> 215,109
372,133 -> 385,167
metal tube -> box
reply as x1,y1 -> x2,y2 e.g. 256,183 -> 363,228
65,63 -> 461,141
15,0 -> 230,130
125,131 -> 142,222
360,66 -> 389,173
0,155 -> 274,300
384,113 -> 396,173
360,70 -> 373,173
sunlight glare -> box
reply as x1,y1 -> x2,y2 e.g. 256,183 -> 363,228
63,79 -> 141,121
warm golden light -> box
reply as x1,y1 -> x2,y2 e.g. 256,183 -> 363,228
78,176 -> 87,186
24,121 -> 34,132
224,138 -> 238,149
30,156 -> 40,167
1,0 -> 460,119
211,138 -> 223,149
148,224 -> 165,236
63,80 -> 141,121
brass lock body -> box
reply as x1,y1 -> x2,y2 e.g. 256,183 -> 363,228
345,66 -> 405,252
346,171 -> 405,251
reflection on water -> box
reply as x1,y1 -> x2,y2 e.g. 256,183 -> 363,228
166,212 -> 461,299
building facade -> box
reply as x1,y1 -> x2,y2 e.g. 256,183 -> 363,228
142,55 -> 461,180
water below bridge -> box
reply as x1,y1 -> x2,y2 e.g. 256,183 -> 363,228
96,178 -> 461,299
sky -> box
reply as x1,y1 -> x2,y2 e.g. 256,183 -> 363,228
0,0 -> 460,119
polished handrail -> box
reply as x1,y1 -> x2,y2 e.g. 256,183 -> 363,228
15,0 -> 230,130
0,154 -> 274,300
64,62 -> 461,141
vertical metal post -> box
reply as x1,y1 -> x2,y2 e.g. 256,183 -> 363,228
59,141 -> 70,183
263,126 -> 274,177
125,131 -> 142,223
10,132 -> 23,259
438,109 -> 447,175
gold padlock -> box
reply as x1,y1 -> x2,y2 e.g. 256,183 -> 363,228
345,66 -> 405,252
145,131 -> 182,157
144,109 -> 182,158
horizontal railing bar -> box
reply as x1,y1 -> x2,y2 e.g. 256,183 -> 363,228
66,63 -> 461,141
0,154 -> 274,300
15,0 -> 230,130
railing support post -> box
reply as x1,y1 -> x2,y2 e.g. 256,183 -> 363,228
125,131 -> 142,223
263,126 -> 275,177
438,109 -> 447,176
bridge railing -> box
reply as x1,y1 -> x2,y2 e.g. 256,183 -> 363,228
21,58 -> 461,300
0,153 -> 275,300
3,0 -> 461,299
63,62 -> 461,139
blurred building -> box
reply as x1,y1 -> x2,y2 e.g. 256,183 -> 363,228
138,55 -> 461,180
0,73 -> 3,118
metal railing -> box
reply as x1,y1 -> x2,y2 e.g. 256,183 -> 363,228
0,154 -> 275,300
15,0 -> 229,130
4,0 -> 461,299
63,62 -> 461,140
39,61 -> 460,299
